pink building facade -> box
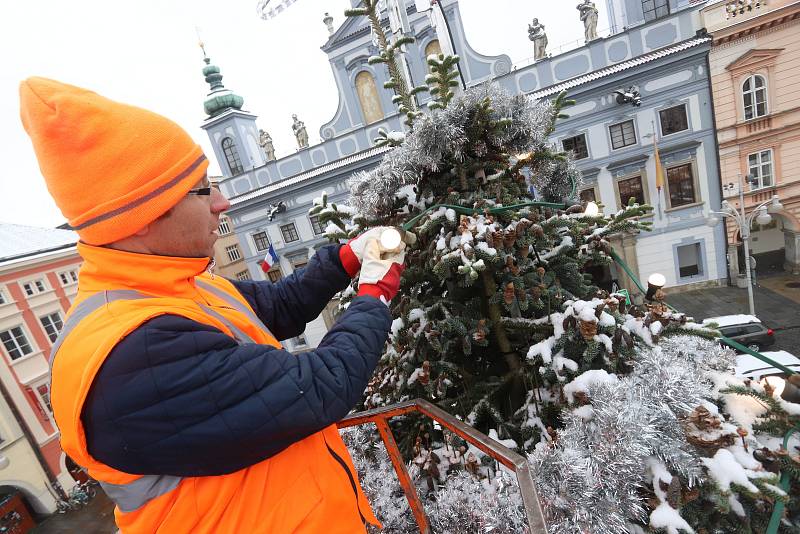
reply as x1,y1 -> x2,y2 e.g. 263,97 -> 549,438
703,0 -> 800,276
0,224 -> 82,495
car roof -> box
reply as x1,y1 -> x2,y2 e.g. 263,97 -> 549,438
735,350 -> 800,380
702,314 -> 761,328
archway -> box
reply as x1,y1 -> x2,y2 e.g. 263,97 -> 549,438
731,209 -> 800,276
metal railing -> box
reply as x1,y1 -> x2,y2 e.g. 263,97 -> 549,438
338,398 -> 548,534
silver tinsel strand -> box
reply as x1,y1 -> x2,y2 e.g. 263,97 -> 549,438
529,335 -> 735,533
341,424 -> 528,533
349,83 -> 559,219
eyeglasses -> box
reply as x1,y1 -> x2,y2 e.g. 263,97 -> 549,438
187,187 -> 212,196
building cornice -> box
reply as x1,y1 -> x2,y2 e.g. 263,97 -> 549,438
711,5 -> 800,46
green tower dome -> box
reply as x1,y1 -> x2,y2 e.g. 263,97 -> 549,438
202,57 -> 244,118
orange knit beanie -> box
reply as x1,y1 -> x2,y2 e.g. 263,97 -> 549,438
19,77 -> 208,245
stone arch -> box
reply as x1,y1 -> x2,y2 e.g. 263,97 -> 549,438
0,481 -> 55,515
354,71 -> 384,125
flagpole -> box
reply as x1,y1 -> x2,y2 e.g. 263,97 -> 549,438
652,120 -> 664,219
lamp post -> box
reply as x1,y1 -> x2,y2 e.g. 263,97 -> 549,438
706,173 -> 783,316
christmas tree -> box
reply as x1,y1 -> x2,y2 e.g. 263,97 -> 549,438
310,4 -> 800,531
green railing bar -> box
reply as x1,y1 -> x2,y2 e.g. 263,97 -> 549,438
766,425 -> 799,534
718,336 -> 797,376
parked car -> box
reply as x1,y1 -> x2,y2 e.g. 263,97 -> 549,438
734,350 -> 800,381
701,314 -> 775,352
734,350 -> 800,404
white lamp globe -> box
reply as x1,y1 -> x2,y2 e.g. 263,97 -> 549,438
706,215 -> 720,228
584,201 -> 600,217
648,273 -> 666,288
755,209 -> 772,227
380,228 -> 403,250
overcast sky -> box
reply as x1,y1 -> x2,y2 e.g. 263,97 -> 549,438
0,0 -> 608,228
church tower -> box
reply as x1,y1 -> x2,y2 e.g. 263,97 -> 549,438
199,52 -> 266,178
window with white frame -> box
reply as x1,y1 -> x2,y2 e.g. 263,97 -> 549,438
59,270 -> 78,286
309,215 -> 325,235
677,243 -> 703,278
561,134 -> 589,160
225,244 -> 242,263
40,312 -> 64,343
748,149 -> 773,189
280,223 -> 299,243
36,384 -> 52,414
22,278 -> 47,296
221,137 -> 244,175
617,175 -> 646,207
665,163 -> 698,208
217,217 -> 231,236
579,187 -> 597,203
659,104 -> 689,136
252,231 -> 270,252
267,268 -> 282,283
236,270 -> 252,281
0,326 -> 34,360
642,0 -> 669,21
742,75 -> 768,120
609,120 -> 637,150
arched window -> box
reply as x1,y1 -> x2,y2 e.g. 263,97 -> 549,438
355,71 -> 384,125
424,39 -> 443,72
221,137 -> 244,175
742,75 -> 768,120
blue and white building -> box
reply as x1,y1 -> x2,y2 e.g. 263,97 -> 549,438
203,0 -> 725,348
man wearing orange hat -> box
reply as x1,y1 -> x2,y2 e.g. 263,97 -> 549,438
20,77 -> 406,533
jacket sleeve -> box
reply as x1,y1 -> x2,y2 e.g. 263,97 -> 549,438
230,244 -> 351,341
81,296 -> 391,477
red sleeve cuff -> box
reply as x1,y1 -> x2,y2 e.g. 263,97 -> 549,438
357,284 -> 385,299
339,244 -> 361,278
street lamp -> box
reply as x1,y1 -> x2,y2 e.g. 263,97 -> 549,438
706,173 -> 782,316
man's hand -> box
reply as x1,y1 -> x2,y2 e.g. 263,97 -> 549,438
357,239 -> 406,303
339,227 -> 400,278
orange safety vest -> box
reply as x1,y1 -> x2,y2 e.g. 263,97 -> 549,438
51,243 -> 380,533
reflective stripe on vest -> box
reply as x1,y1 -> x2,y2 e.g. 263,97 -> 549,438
99,474 -> 183,513
195,280 -> 276,339
49,290 -> 151,366
49,285 -> 275,513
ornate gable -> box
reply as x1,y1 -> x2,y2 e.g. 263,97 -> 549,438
322,13 -> 372,52
725,48 -> 784,73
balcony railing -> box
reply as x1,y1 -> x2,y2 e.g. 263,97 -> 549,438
338,398 -> 548,533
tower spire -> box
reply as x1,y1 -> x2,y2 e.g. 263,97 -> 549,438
199,43 -> 244,118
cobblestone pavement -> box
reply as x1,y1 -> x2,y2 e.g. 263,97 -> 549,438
31,489 -> 116,534
668,272 -> 800,354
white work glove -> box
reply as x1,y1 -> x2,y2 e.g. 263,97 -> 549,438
357,239 -> 406,303
338,227 -> 400,277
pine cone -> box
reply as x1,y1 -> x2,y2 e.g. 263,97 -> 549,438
579,319 -> 598,340
503,282 -> 516,305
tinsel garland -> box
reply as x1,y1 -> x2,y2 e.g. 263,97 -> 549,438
529,335 -> 735,533
341,425 -> 527,533
342,335 -> 735,533
347,83 -> 565,219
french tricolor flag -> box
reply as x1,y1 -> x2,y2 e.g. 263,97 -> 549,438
260,243 -> 279,273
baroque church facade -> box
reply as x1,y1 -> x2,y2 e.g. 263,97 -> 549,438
202,0 -> 727,350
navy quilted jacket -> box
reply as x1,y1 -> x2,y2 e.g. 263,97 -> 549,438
81,245 -> 391,477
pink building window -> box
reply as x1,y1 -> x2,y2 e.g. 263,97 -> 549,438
742,75 -> 768,120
